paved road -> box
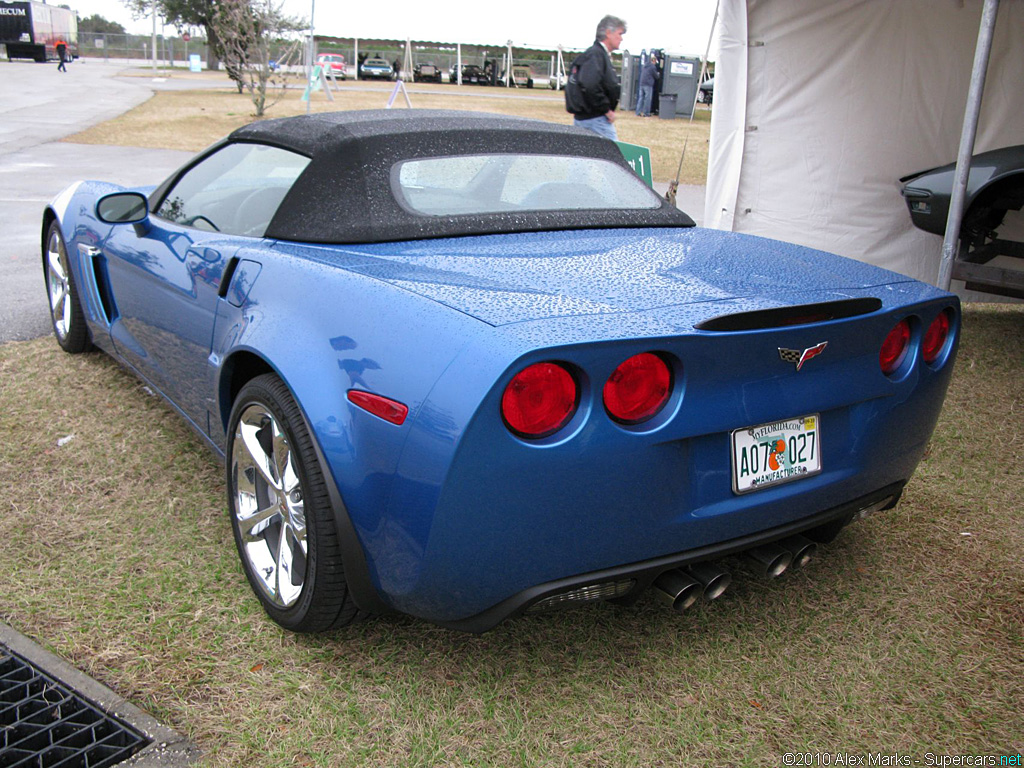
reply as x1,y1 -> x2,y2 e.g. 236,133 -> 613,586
0,60 -> 194,343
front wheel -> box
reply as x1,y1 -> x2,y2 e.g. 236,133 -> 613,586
44,220 -> 91,353
227,374 -> 363,632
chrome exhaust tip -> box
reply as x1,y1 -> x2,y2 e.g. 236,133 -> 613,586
653,569 -> 703,613
779,534 -> 817,568
687,562 -> 732,600
746,543 -> 793,578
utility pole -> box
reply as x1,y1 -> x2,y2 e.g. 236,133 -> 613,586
151,0 -> 157,74
306,0 -> 315,114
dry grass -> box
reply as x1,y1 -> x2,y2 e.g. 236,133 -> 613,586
66,73 -> 712,185
1,304 -> 1021,766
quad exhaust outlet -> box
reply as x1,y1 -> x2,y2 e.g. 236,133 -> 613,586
655,537 -> 819,614
654,562 -> 733,613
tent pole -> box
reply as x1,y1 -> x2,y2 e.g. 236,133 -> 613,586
667,0 -> 719,206
689,0 -> 720,119
937,0 -> 1000,291
674,0 -> 720,186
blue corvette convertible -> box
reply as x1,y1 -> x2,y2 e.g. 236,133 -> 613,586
42,111 -> 959,632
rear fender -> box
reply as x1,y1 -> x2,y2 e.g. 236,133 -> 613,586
212,250 -> 488,611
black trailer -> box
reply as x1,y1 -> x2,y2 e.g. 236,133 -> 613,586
0,0 -> 78,62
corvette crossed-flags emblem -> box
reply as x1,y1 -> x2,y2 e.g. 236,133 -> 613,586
778,342 -> 828,371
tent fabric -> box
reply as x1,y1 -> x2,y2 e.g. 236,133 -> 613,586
705,0 -> 1024,285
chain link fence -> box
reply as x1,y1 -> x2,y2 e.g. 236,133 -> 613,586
76,32 -> 209,67
72,33 -> 569,86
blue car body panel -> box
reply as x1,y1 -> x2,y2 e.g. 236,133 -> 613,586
44,114 -> 959,630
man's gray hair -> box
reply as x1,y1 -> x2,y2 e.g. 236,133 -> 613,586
596,15 -> 627,41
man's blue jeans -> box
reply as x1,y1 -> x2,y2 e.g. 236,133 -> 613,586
573,115 -> 617,141
636,85 -> 654,116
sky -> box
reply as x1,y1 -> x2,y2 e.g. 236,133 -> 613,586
71,0 -> 721,57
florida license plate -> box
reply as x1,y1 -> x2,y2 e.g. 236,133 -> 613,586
731,415 -> 821,494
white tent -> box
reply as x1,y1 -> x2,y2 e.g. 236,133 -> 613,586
705,0 -> 1024,287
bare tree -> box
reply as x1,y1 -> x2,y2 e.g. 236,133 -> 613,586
210,0 -> 304,116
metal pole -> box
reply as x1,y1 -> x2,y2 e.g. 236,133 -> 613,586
674,0 -> 720,187
937,0 -> 1000,291
305,0 -> 315,114
151,0 -> 157,73
690,0 -> 720,117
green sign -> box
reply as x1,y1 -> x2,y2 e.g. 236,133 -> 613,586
615,141 -> 653,187
301,65 -> 324,102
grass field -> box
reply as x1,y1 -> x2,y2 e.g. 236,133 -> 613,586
66,74 -> 712,186
1,303 -> 1021,766
6,70 -> 1022,765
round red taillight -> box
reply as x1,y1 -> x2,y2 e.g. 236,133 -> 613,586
501,362 -> 578,438
603,352 -> 672,424
880,319 -> 911,375
922,311 -> 951,364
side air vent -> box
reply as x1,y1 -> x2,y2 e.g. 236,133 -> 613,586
78,245 -> 118,324
695,298 -> 882,332
92,255 -> 119,324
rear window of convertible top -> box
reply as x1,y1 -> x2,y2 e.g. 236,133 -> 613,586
393,153 -> 662,217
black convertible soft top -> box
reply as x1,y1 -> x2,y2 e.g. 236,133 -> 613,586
215,110 -> 694,244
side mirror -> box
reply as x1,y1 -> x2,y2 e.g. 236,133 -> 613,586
96,192 -> 150,236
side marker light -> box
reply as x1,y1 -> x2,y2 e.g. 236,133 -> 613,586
348,390 -> 409,425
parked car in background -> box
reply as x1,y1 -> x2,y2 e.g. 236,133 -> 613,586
360,57 -> 393,80
501,64 -> 534,88
315,53 -> 346,79
548,71 -> 566,90
450,62 -> 493,85
413,62 -> 443,83
900,144 -> 1024,298
697,76 -> 714,105
43,110 -> 959,633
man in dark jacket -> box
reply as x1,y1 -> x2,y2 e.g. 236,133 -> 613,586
565,15 -> 626,140
635,53 -> 659,117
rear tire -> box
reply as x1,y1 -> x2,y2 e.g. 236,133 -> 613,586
227,373 -> 362,632
44,220 -> 92,354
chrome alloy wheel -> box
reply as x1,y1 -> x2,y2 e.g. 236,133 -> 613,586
46,229 -> 71,341
231,403 -> 308,608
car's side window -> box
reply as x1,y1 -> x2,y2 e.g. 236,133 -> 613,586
155,142 -> 310,237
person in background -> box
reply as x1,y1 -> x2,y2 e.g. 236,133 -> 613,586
635,52 -> 659,117
564,15 -> 627,140
55,38 -> 68,73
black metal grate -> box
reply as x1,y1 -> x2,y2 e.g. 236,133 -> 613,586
0,646 -> 150,768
